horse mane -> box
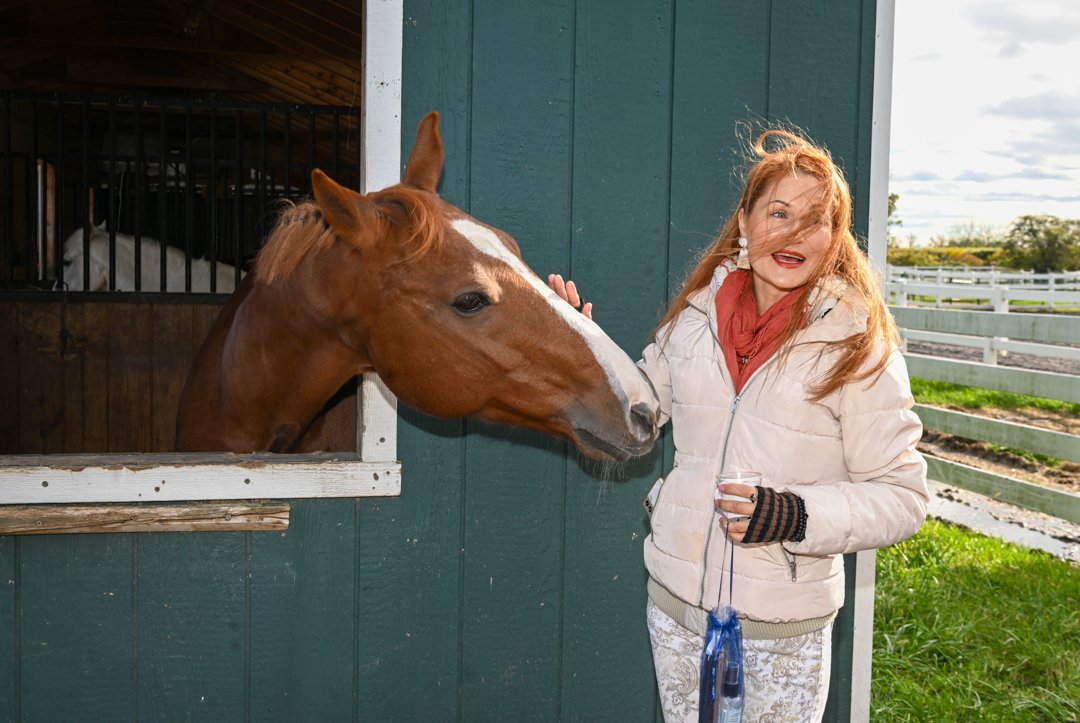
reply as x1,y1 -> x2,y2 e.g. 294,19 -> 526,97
254,186 -> 446,283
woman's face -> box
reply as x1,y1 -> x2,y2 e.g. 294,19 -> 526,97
738,171 -> 833,314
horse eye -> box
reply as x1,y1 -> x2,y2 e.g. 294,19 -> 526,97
452,292 -> 490,314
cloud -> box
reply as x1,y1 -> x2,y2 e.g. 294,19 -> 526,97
966,1 -> 1080,48
983,91 -> 1080,121
960,190 -> 1080,204
891,171 -> 942,182
955,168 -> 1070,182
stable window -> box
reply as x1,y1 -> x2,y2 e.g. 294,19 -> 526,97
0,2 -> 404,531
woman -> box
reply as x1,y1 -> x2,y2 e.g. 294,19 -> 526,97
549,128 -> 927,722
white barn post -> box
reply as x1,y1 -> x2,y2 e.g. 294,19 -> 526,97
358,0 -> 404,462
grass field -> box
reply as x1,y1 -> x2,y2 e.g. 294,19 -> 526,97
910,378 -> 1080,417
872,518 -> 1080,721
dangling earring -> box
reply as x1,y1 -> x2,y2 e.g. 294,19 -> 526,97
736,236 -> 751,269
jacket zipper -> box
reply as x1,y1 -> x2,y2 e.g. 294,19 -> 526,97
781,545 -> 798,582
691,294 -> 797,607
697,392 -> 743,607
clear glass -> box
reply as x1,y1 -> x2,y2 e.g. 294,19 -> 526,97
715,470 -> 760,519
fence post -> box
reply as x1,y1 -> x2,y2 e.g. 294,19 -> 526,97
992,286 -> 1009,314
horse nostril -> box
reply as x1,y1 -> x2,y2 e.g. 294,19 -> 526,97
631,401 -> 657,436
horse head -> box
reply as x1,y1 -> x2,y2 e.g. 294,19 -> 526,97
179,113 -> 658,461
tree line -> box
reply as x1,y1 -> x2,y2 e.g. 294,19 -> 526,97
886,194 -> 1080,272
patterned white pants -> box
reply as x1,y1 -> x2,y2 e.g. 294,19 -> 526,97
646,599 -> 832,723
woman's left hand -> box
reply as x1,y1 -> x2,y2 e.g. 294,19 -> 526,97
715,483 -> 758,542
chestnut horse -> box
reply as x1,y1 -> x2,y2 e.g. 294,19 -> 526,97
175,112 -> 658,460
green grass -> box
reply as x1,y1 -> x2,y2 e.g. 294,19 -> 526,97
872,518 -> 1080,722
910,378 -> 1080,416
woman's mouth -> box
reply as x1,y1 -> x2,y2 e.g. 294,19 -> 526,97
771,250 -> 806,268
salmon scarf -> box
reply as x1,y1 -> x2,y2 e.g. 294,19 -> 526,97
714,269 -> 803,394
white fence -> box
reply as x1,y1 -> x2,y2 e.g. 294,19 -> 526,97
886,265 -> 1080,312
891,305 -> 1080,525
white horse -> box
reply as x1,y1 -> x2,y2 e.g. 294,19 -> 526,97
62,223 -> 242,293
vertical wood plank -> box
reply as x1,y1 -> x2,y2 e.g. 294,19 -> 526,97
58,302 -> 87,453
18,535 -> 134,721
0,302 -> 19,453
561,1 -> 674,718
0,537 -> 16,722
462,1 -> 575,718
768,0 -> 864,202
668,0 -> 771,291
150,303 -> 195,452
352,0 -> 472,718
79,302 -> 111,453
106,303 -> 152,452
16,302 -> 65,454
136,533 -> 246,720
248,501 -> 356,720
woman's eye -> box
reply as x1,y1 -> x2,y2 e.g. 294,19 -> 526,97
452,292 -> 490,314
770,210 -> 787,219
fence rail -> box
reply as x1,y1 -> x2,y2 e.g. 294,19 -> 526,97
892,303 -> 1080,524
887,265 -> 1080,288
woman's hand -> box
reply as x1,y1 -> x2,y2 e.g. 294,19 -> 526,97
547,273 -> 593,319
715,483 -> 758,542
717,484 -> 808,544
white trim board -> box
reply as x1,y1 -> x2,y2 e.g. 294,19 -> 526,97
0,454 -> 400,505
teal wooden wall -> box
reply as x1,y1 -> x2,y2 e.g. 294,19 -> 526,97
0,1 -> 878,720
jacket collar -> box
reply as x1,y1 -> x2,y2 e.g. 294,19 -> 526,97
685,260 -> 857,341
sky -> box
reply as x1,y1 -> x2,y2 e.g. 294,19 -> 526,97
889,0 -> 1080,245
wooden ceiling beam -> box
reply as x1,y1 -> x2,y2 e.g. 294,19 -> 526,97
0,34 -> 278,56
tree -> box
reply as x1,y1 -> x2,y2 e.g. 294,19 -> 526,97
886,192 -> 903,247
932,220 -> 1003,248
999,215 -> 1080,272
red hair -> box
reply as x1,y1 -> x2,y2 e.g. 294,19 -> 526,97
656,128 -> 897,400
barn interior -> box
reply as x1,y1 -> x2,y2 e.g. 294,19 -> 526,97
0,0 -> 365,289
0,0 -> 366,454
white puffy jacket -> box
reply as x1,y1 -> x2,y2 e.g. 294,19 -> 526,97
639,263 -> 928,624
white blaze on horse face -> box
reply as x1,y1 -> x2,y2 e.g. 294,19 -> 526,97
449,217 -> 653,412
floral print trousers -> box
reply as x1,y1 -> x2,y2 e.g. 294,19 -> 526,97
647,599 -> 832,723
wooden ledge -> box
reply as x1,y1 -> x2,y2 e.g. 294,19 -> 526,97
0,501 -> 290,535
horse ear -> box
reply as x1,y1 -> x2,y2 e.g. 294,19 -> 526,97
401,111 -> 444,193
311,169 -> 378,237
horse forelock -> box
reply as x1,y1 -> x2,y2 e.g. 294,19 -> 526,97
373,186 -> 446,266
254,188 -> 447,282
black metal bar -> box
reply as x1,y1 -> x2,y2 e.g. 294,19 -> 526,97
1,93 -> 359,295
159,104 -> 168,292
133,101 -> 143,291
283,108 -> 291,201
3,93 -> 14,287
185,106 -> 193,292
259,110 -> 267,247
81,99 -> 91,291
31,99 -> 41,283
209,107 -> 217,293
54,96 -> 64,285
308,109 -> 316,195
108,100 -> 117,291
234,109 -> 242,288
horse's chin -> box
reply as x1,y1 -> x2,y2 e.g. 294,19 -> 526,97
572,428 -> 652,462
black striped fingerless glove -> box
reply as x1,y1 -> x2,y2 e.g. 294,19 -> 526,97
742,486 -> 808,544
